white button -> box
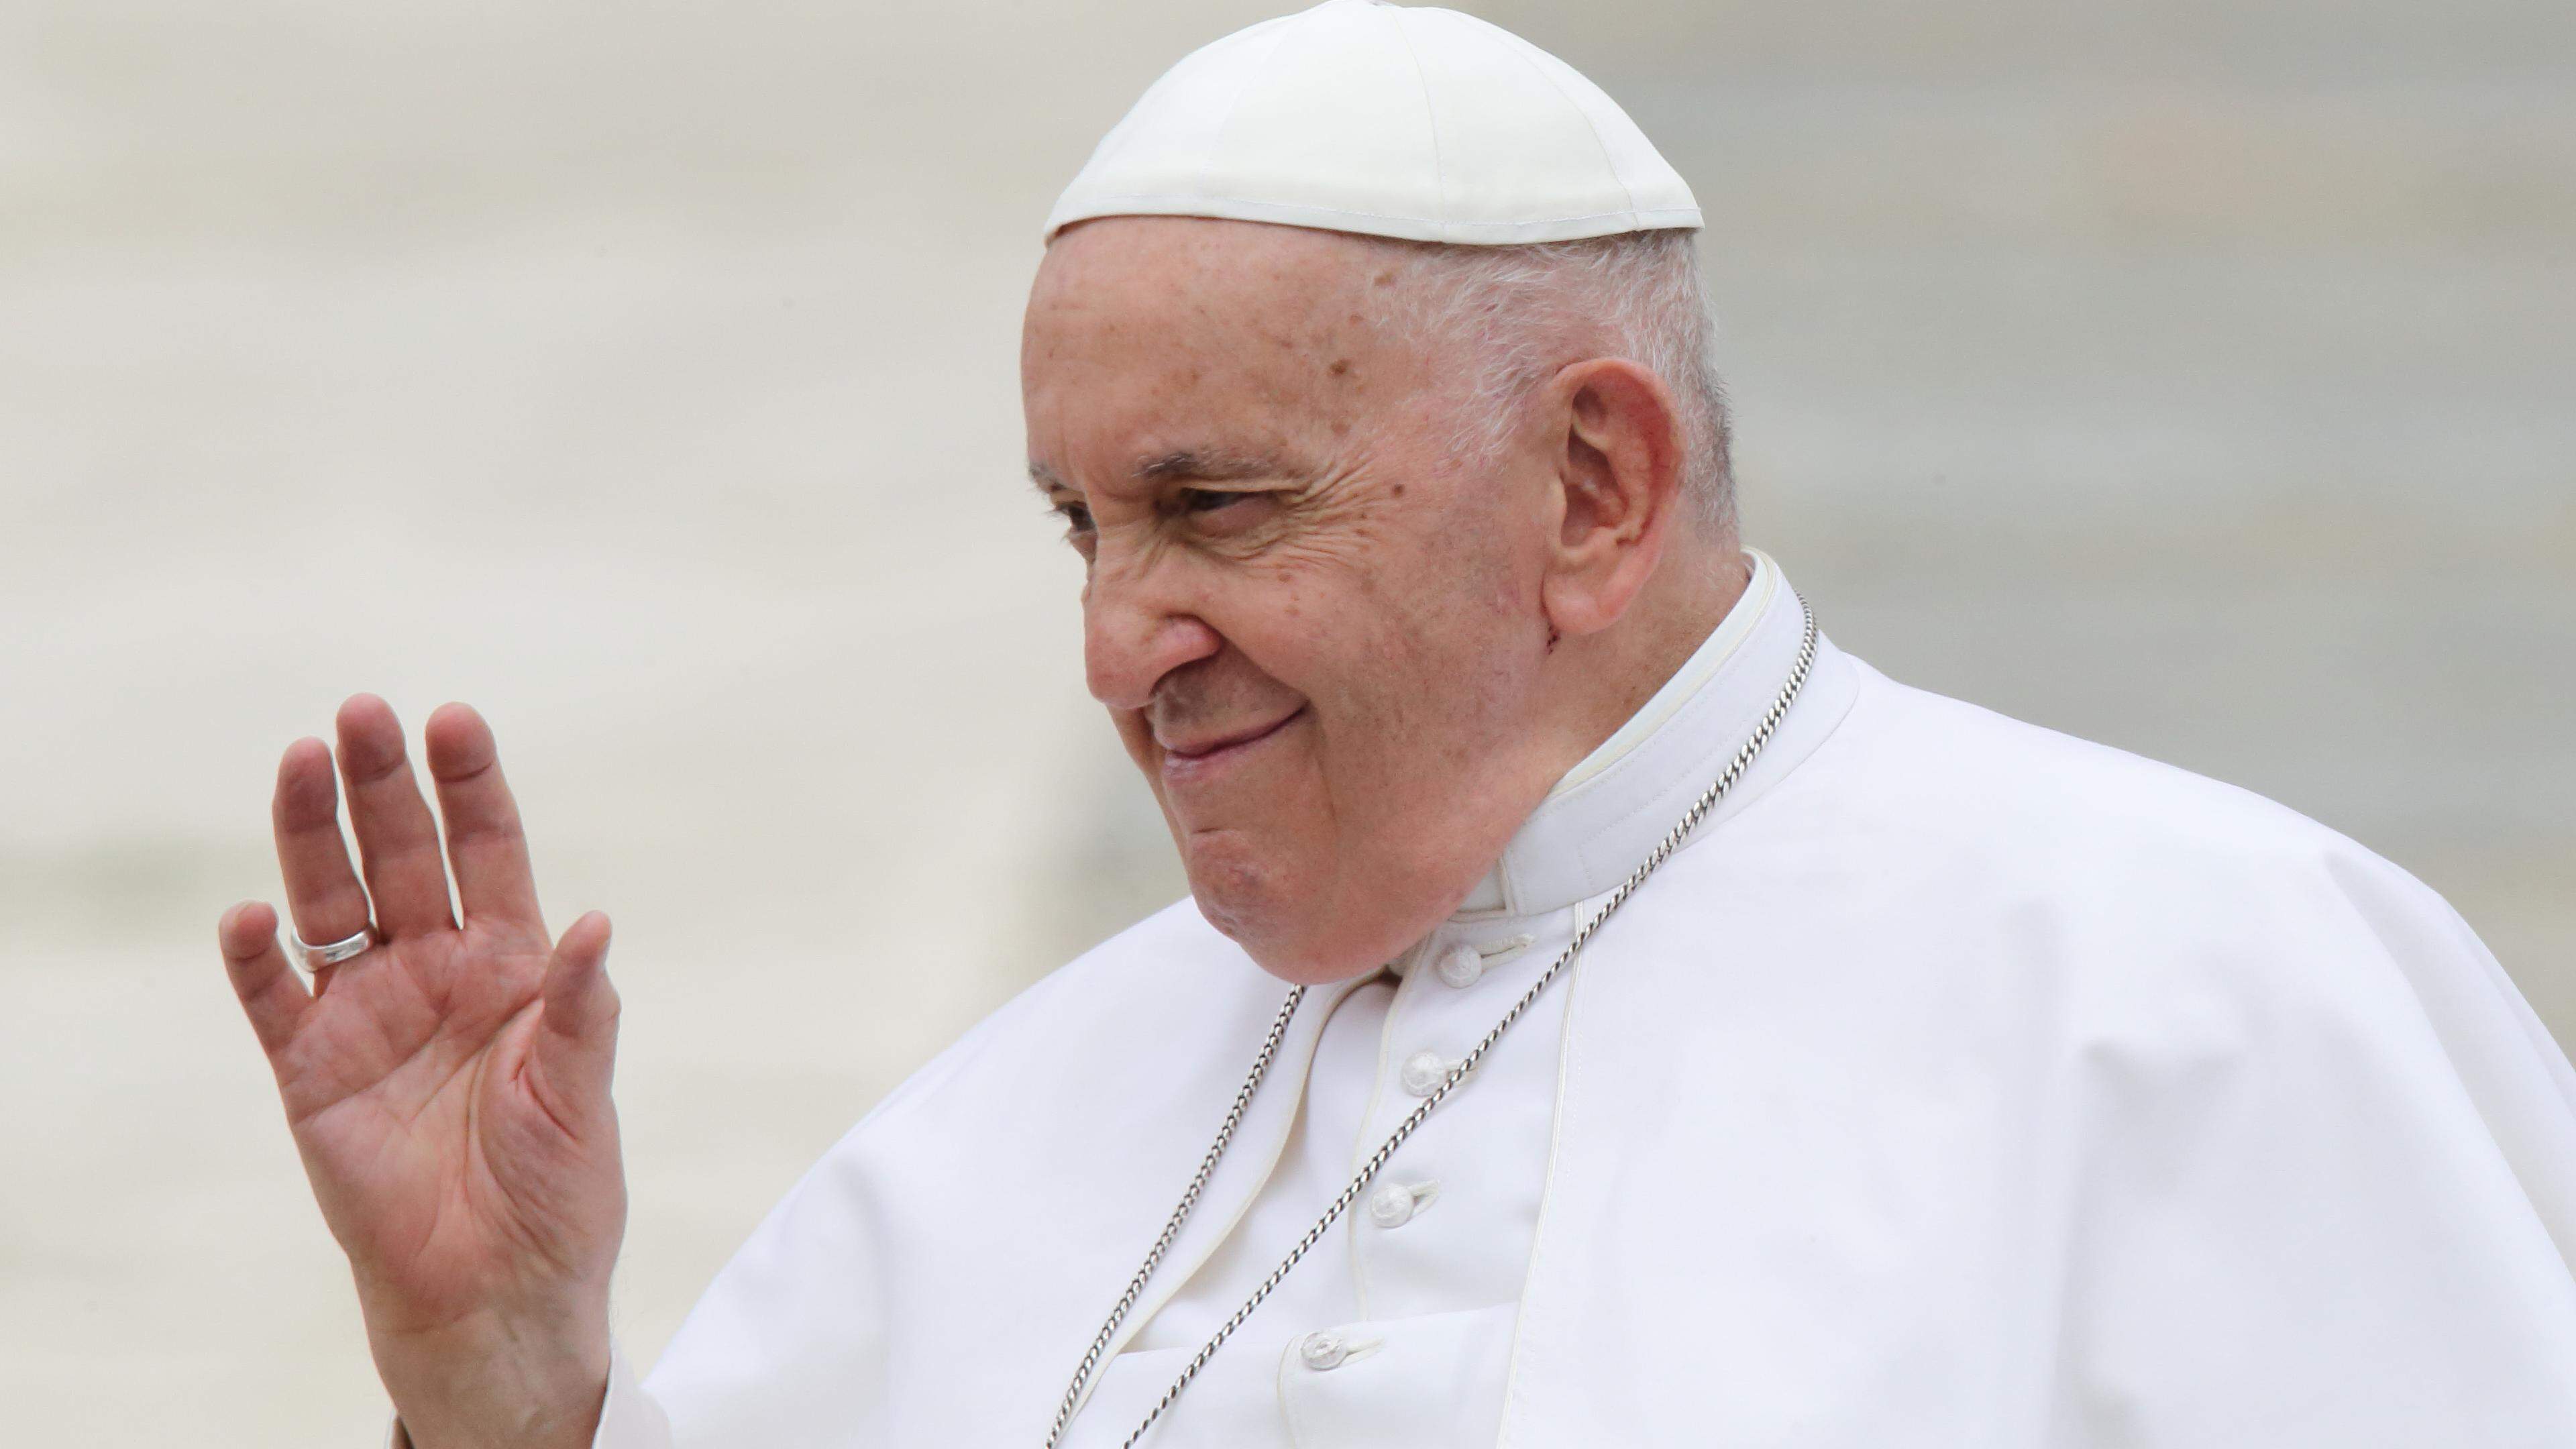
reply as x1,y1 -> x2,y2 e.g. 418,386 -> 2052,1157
1435,942 -> 1484,988
1399,1050 -> 1450,1096
1299,1332 -> 1348,1371
1367,1181 -> 1419,1228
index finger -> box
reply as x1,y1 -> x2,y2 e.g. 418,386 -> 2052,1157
422,702 -> 545,934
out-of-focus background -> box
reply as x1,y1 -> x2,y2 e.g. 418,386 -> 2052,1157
2,0 -> 2568,1440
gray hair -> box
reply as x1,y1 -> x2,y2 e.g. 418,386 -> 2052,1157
1373,228 -> 1734,535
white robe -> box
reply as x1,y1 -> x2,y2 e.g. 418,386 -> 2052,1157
571,551 -> 2576,1447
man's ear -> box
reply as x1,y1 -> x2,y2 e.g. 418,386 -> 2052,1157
1536,356 -> 1686,640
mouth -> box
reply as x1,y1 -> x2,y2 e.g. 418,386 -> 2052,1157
1158,705 -> 1306,781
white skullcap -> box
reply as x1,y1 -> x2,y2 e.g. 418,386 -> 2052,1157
1045,0 -> 1700,247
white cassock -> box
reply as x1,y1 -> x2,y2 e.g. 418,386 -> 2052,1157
551,549 -> 2576,1448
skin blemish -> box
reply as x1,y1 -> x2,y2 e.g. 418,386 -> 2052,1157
1328,359 -> 1350,377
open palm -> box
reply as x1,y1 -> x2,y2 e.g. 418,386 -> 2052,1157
218,695 -> 621,1440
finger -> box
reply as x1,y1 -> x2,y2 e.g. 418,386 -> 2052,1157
272,736 -> 375,961
217,900 -> 311,1057
335,694 -> 456,938
531,912 -> 621,1128
423,703 -> 545,934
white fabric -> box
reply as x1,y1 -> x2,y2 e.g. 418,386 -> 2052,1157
541,550 -> 2576,1447
1044,0 -> 1702,246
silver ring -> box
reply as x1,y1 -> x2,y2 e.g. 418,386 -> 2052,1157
287,925 -> 376,974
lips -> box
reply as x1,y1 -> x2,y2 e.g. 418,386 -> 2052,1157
1158,705 -> 1305,773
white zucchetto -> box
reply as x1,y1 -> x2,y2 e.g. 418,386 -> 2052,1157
1044,0 -> 1701,246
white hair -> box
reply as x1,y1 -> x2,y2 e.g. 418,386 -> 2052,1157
1371,228 -> 1735,535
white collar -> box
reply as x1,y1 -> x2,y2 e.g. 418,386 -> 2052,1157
1446,547 -> 1854,921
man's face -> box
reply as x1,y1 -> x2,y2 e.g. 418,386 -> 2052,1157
1022,217 -> 1564,983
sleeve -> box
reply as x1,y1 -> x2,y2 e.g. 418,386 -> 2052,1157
591,1339 -> 674,1449
2048,842 -> 2576,1445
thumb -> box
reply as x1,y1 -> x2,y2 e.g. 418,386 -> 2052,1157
532,910 -> 621,1123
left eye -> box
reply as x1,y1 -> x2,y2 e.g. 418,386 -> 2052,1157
1179,489 -> 1250,515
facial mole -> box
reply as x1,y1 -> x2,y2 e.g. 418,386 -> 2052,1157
1328,359 -> 1350,377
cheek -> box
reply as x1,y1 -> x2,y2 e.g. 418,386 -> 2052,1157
1201,488 -> 1540,773
1193,563 -> 1339,694
1362,574 -> 1543,781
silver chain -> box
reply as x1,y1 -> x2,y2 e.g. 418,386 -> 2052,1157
1046,597 -> 1819,1449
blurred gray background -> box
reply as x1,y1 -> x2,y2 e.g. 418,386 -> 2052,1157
3,0 -> 2569,1442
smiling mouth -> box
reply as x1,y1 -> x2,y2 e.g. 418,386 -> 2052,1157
1160,706 -> 1306,765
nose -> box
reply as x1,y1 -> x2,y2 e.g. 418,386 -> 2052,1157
1083,550 -> 1222,711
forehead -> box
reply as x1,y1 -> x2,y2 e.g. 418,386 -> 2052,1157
1031,215 -> 1396,327
1022,218 -> 1438,481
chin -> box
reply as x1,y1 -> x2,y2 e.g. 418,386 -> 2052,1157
1179,845 -> 1350,979
1181,836 -> 1385,986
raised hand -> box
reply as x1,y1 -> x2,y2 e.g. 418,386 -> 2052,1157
217,695 -> 622,1449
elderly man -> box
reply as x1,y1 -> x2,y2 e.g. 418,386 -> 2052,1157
216,3 -> 2576,1446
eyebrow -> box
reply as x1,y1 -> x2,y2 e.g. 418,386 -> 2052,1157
1132,447 -> 1291,484
1026,448 -> 1298,498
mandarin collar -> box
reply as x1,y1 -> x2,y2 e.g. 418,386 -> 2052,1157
1446,548 -> 1858,922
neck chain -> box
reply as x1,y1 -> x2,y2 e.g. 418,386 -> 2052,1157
1046,597 -> 1819,1449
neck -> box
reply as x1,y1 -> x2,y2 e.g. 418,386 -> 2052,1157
1542,527 -> 1749,777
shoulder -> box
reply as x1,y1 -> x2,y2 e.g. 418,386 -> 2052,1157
1756,653 -> 2497,1028
1803,654 -> 2409,895
696,894 -> 1282,1276
826,895 -> 1274,1142
1725,657 -> 2576,1160
639,903 -> 1294,1427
